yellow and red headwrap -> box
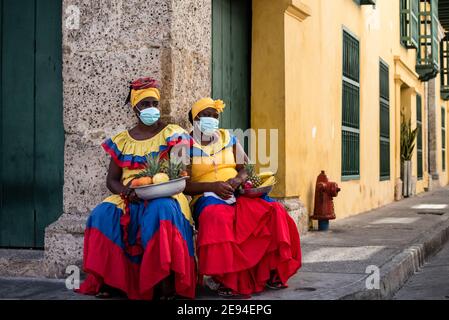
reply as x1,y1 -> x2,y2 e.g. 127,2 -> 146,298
127,77 -> 161,108
191,97 -> 225,120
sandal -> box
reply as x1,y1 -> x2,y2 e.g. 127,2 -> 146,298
95,291 -> 113,299
266,273 -> 288,290
266,281 -> 288,290
217,286 -> 251,299
159,294 -> 178,301
95,285 -> 125,299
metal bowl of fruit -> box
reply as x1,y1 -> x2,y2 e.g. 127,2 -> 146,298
130,155 -> 189,200
239,165 -> 276,198
133,175 -> 189,200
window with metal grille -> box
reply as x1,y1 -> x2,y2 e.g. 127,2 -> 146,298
342,30 -> 360,180
416,0 -> 440,81
380,60 -> 390,180
401,0 -> 420,49
442,106 -> 446,172
417,95 -> 424,179
441,34 -> 449,100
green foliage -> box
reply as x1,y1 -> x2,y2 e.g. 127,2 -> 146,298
244,163 -> 256,177
401,114 -> 419,161
163,157 -> 185,180
135,154 -> 161,178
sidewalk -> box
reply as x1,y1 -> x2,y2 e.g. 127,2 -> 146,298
238,186 -> 449,300
1,187 -> 449,300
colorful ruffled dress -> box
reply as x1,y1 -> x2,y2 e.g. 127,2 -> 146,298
76,124 -> 196,300
190,129 -> 302,295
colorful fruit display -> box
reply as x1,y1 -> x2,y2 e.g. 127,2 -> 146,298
131,155 -> 188,188
243,164 -> 276,190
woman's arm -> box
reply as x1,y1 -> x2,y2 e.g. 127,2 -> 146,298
184,165 -> 235,199
106,159 -> 139,201
226,140 -> 249,189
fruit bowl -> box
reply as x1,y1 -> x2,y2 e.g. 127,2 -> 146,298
239,185 -> 274,198
132,176 -> 189,200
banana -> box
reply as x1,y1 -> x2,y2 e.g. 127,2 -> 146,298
259,176 -> 276,187
258,172 -> 275,183
258,171 -> 274,178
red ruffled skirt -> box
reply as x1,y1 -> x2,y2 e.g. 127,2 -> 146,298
76,197 -> 196,300
193,195 -> 301,295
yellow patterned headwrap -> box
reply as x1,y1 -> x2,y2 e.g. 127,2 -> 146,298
191,97 -> 225,120
130,87 -> 161,108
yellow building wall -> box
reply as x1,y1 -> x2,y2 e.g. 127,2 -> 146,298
252,0 -> 447,220
252,0 -> 288,196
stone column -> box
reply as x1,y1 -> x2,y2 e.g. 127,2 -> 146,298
44,0 -> 211,278
394,80 -> 403,200
427,78 -> 439,186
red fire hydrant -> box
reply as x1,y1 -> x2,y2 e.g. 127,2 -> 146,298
311,171 -> 341,231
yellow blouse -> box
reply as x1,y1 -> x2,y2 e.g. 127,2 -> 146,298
101,124 -> 193,224
190,129 -> 239,204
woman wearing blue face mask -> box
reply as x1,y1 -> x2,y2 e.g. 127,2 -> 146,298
76,78 -> 196,301
184,98 -> 302,299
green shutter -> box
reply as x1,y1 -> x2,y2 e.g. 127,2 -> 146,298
342,30 -> 360,180
431,1 -> 439,67
416,0 -> 440,81
417,95 -> 424,179
441,34 -> 449,100
380,61 -> 390,180
401,0 -> 420,49
343,31 -> 360,83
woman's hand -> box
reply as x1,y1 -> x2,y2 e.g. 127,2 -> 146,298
121,182 -> 140,203
211,181 -> 235,200
226,177 -> 244,190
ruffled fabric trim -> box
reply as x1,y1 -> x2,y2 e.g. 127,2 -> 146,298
102,124 -> 192,169
191,129 -> 238,157
140,221 -> 197,299
195,197 -> 271,276
76,228 -> 144,299
194,196 -> 302,295
76,224 -> 196,300
76,197 -> 196,300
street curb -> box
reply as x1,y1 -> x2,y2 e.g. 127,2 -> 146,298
339,216 -> 449,300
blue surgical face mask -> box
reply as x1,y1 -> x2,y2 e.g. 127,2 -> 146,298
138,107 -> 160,126
197,117 -> 219,135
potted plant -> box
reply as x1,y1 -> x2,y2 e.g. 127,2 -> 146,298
400,115 -> 418,198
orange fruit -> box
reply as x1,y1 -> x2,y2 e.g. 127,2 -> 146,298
180,170 -> 189,177
131,177 -> 152,187
139,177 -> 153,186
131,179 -> 141,188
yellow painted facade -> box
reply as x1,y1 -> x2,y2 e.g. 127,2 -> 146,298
251,0 -> 449,220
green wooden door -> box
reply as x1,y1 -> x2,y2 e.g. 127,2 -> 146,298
0,0 -> 63,248
212,0 -> 251,132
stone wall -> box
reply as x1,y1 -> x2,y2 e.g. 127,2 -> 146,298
274,198 -> 309,236
44,0 -> 211,278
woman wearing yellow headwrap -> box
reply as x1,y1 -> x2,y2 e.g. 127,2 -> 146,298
76,78 -> 196,301
184,98 -> 302,298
